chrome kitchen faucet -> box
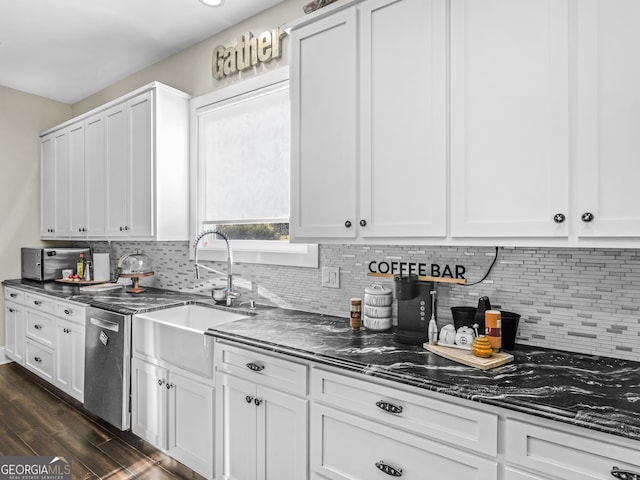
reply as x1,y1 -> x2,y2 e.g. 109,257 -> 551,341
193,229 -> 238,306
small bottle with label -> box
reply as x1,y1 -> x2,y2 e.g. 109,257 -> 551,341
77,253 -> 85,279
350,298 -> 362,331
485,310 -> 502,352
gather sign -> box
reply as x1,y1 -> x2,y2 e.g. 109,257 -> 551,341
212,27 -> 287,80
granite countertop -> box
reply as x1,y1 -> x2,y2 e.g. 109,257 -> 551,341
4,278 -> 639,442
208,308 -> 640,443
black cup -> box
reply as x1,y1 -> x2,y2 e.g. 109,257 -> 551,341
451,306 -> 477,330
500,310 -> 521,350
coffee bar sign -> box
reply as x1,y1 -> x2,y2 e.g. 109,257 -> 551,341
212,27 -> 287,80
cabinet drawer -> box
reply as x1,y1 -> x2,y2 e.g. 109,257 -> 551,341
311,368 -> 498,457
25,339 -> 54,382
25,309 -> 55,346
55,300 -> 86,325
506,419 -> 640,480
215,341 -> 307,396
24,292 -> 55,313
4,287 -> 25,304
311,404 -> 497,480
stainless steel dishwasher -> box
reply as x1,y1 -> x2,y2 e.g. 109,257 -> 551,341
84,307 -> 131,430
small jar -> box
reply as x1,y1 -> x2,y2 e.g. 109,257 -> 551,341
485,310 -> 502,352
364,284 -> 393,306
350,298 -> 362,331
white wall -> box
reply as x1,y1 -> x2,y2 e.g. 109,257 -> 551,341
72,0 -> 309,115
0,86 -> 71,345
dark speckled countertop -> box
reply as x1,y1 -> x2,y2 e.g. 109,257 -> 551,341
4,279 -> 640,443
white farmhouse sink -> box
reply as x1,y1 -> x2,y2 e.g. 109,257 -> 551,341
133,305 -> 249,379
136,304 -> 248,334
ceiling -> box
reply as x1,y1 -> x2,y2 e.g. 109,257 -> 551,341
0,0 -> 285,104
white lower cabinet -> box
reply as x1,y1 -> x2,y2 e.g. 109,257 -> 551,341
214,346 -> 309,480
54,317 -> 85,402
311,403 -> 497,480
505,419 -> 640,480
131,357 -> 214,479
5,300 -> 25,365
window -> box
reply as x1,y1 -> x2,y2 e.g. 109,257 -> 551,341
191,68 -> 318,267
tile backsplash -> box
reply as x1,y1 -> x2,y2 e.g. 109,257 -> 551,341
91,241 -> 640,361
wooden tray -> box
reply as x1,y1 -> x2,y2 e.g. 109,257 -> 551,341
367,272 -> 466,285
423,343 -> 513,370
55,278 -> 111,286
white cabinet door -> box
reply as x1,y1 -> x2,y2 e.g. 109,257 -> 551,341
5,302 -> 25,365
54,318 -> 85,402
167,371 -> 214,479
40,134 -> 56,238
450,0 -> 570,237
105,103 -> 129,237
131,358 -> 168,449
127,91 -> 154,238
257,384 -> 308,480
85,115 -> 106,238
290,7 -> 358,240
576,0 -> 640,238
217,372 -> 258,480
53,129 -> 71,238
68,122 -> 86,237
359,0 -> 447,239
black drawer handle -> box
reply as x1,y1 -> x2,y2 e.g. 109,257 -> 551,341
245,395 -> 254,403
34,324 -> 43,330
246,362 -> 264,372
553,213 -> 566,223
254,398 -> 263,406
10,293 -> 17,298
376,461 -> 402,477
64,309 -> 72,315
611,466 -> 640,480
157,379 -> 165,386
34,357 -> 42,363
582,212 -> 595,222
34,300 -> 42,306
8,308 -> 14,313
376,400 -> 403,414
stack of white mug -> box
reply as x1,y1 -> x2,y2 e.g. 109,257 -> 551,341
362,284 -> 393,332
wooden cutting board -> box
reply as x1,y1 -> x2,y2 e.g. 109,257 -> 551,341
423,343 -> 514,370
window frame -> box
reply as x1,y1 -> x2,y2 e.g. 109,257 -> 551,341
189,67 -> 318,268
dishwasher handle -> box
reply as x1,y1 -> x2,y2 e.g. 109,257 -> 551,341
90,317 -> 120,332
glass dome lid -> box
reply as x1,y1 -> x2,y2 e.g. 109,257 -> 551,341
118,252 -> 153,275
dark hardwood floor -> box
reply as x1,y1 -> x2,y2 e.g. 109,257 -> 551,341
0,362 -> 206,480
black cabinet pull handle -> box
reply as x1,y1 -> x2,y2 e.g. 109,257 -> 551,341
34,357 -> 42,363
34,324 -> 42,330
345,220 -> 352,228
254,398 -> 262,406
611,466 -> 640,480
360,219 -> 367,227
34,300 -> 42,306
246,362 -> 264,372
375,461 -> 402,477
553,213 -> 566,223
157,379 -> 165,386
8,308 -> 14,313
376,400 -> 403,414
166,383 -> 174,390
582,212 -> 595,222
64,309 -> 71,315
245,395 -> 254,403
10,293 -> 17,298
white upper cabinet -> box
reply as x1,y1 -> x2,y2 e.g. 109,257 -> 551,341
40,82 -> 190,241
290,0 -> 447,243
575,0 -> 640,239
449,0 -> 570,238
40,134 -> 56,238
359,0 -> 447,239
290,7 -> 358,240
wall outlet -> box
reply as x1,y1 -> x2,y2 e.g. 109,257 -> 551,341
322,267 -> 340,289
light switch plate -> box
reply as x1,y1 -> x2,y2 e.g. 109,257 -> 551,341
322,267 -> 340,289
